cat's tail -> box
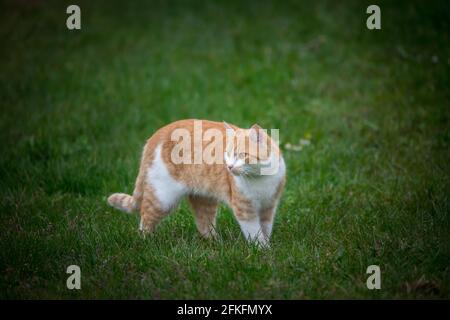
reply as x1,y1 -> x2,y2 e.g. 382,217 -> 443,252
107,167 -> 145,214
108,143 -> 150,214
107,193 -> 138,213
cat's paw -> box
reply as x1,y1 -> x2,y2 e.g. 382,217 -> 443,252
199,228 -> 219,240
248,236 -> 270,249
256,239 -> 271,250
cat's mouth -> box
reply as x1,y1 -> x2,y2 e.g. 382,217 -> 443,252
226,164 -> 242,175
227,166 -> 240,175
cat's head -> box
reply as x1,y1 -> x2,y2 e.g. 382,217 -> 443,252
223,122 -> 280,177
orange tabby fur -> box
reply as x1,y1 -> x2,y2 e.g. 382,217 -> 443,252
108,119 -> 285,246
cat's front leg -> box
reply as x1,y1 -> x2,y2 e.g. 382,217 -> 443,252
188,195 -> 218,239
238,216 -> 268,247
260,206 -> 276,240
233,205 -> 268,247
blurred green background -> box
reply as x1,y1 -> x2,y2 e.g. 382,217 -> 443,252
0,0 -> 449,298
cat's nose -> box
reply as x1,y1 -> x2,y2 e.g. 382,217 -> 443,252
227,165 -> 233,170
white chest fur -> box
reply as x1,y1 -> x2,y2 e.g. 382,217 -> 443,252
233,157 -> 285,211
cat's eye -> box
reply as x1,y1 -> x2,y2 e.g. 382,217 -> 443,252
238,152 -> 246,159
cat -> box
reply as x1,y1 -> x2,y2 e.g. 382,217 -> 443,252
107,119 -> 286,247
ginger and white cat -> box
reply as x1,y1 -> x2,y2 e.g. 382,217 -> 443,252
107,119 -> 285,247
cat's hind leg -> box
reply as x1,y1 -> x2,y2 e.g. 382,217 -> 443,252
140,143 -> 187,233
188,195 -> 218,239
139,185 -> 169,233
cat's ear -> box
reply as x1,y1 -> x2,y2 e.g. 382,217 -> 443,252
223,121 -> 234,132
249,123 -> 265,143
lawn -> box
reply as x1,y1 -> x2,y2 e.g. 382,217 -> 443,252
0,0 -> 449,299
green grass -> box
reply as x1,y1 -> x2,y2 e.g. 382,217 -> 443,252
0,0 -> 449,299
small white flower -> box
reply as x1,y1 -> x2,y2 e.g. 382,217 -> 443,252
299,139 -> 311,146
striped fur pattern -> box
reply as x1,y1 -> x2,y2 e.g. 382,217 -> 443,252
107,119 -> 286,247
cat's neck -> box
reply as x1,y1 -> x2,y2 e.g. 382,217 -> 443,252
233,156 -> 286,185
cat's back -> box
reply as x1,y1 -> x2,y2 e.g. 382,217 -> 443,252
148,119 -> 231,145
141,119 -> 233,201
